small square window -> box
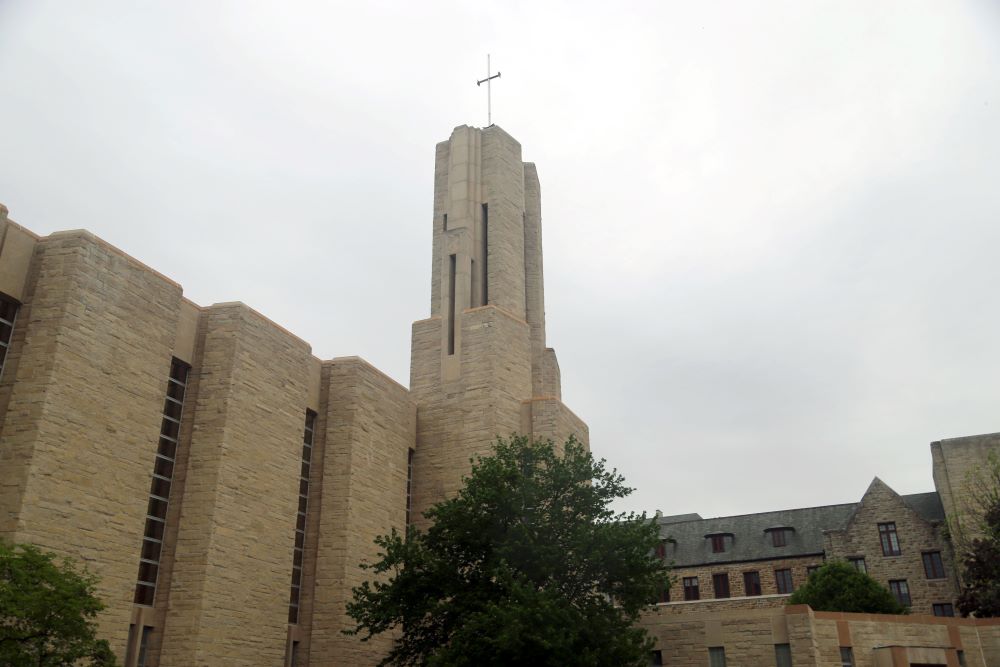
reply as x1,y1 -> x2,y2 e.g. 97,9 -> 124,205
933,603 -> 955,617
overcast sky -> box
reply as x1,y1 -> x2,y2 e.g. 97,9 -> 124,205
2,1 -> 998,519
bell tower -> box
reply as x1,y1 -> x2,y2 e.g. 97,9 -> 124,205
409,125 -> 588,523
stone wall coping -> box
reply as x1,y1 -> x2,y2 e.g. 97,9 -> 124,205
791,605 -> 1000,627
206,301 -> 312,351
325,355 -> 410,395
0,214 -> 41,240
656,593 -> 791,608
520,396 -> 586,427
45,228 -> 184,290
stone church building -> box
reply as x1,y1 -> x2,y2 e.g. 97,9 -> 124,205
0,124 -> 998,666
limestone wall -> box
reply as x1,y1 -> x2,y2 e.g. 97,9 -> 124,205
0,231 -> 182,660
159,303 -> 312,667
307,357 -> 414,667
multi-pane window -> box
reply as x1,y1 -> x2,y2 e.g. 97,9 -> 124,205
744,571 -> 762,596
774,643 -> 792,667
683,576 -> 700,601
134,358 -> 189,606
288,410 -> 316,624
0,294 -> 19,381
922,551 -> 946,579
657,584 -> 670,603
775,568 -> 794,594
771,528 -> 789,547
713,573 -> 730,599
710,534 -> 726,553
406,448 -> 415,528
848,557 -> 867,574
709,646 -> 727,667
878,522 -> 901,556
933,603 -> 955,617
889,579 -> 911,607
840,647 -> 855,667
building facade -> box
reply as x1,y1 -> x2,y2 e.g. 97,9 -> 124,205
0,124 -> 587,667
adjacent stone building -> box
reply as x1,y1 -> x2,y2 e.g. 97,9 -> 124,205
0,124 -> 587,667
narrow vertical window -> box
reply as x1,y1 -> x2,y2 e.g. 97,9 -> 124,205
288,410 -> 316,624
406,448 -> 415,528
133,358 -> 189,606
0,294 -> 19,381
682,576 -> 699,601
650,649 -> 663,666
442,213 -> 448,231
774,643 -> 792,667
878,522 -> 901,556
470,260 -> 476,308
481,203 -> 488,305
136,627 -> 152,667
775,568 -> 794,594
743,571 -> 762,596
709,646 -> 727,667
713,573 -> 730,598
889,579 -> 911,607
840,647 -> 855,667
447,254 -> 456,355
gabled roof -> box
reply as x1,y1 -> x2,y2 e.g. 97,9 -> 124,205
658,491 -> 943,568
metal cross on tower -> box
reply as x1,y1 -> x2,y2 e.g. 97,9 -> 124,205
476,54 -> 501,127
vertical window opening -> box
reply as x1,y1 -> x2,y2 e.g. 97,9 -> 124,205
448,254 -> 456,355
0,294 -> 19,382
406,448 -> 415,529
442,213 -> 448,231
288,410 -> 316,625
481,203 -> 489,305
774,643 -> 792,667
133,358 -> 189,606
470,260 -> 476,308
136,627 -> 152,667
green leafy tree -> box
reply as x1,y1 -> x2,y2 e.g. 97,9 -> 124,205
0,541 -> 118,667
347,435 -> 669,667
956,497 -> 1000,617
787,561 -> 907,614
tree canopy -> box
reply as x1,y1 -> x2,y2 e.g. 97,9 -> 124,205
786,561 -> 907,614
957,483 -> 1000,617
0,540 -> 118,667
347,435 -> 670,667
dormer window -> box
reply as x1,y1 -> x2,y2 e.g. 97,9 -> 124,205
705,532 -> 733,553
765,526 -> 794,547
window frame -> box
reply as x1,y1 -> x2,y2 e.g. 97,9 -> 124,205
683,576 -> 700,601
775,568 -> 794,594
743,570 -> 762,596
712,572 -> 730,599
878,522 -> 901,556
932,603 -> 955,617
848,556 -> 867,574
888,579 -> 911,607
922,551 -> 946,579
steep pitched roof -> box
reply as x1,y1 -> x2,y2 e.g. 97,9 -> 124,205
658,491 -> 943,568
